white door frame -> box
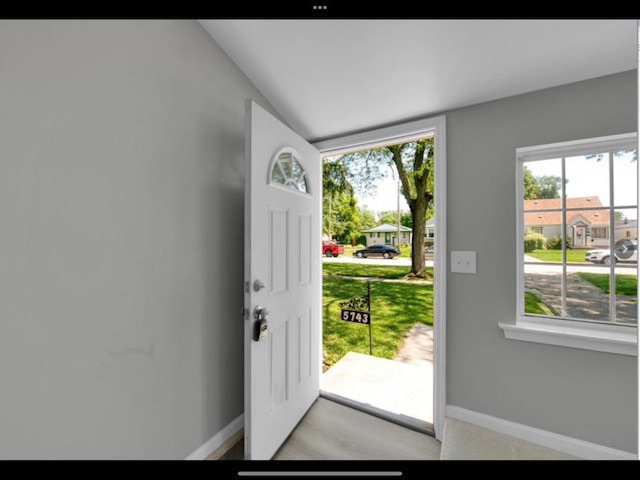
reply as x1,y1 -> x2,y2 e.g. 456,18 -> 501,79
313,115 -> 447,440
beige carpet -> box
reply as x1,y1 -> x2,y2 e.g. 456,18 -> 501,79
440,417 -> 580,460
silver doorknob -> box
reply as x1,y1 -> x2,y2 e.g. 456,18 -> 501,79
254,306 -> 270,321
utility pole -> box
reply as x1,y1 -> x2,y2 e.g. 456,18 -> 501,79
396,179 -> 401,251
328,196 -> 332,239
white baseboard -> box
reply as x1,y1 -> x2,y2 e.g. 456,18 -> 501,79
185,414 -> 244,460
445,405 -> 637,461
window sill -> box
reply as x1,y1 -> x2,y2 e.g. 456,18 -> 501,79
499,318 -> 637,356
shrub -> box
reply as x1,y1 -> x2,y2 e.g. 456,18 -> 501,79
546,235 -> 571,250
524,232 -> 546,252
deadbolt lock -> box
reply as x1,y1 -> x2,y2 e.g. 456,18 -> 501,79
253,306 -> 269,341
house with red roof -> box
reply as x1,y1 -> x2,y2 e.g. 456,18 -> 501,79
524,196 -> 611,248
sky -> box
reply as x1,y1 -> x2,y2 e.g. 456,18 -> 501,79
355,177 -> 409,213
525,151 -> 637,219
355,152 -> 638,217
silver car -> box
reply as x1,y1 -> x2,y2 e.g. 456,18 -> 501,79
585,240 -> 637,265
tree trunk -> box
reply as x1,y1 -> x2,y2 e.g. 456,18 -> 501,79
410,198 -> 427,276
388,140 -> 433,278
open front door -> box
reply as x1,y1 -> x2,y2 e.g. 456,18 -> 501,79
244,100 -> 321,460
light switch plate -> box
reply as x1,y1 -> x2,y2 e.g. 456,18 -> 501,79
451,251 -> 476,274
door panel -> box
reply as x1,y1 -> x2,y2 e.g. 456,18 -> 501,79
244,99 -> 321,460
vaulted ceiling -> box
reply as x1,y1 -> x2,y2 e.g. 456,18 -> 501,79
199,19 -> 638,143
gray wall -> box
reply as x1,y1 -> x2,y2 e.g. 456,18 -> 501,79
446,70 -> 638,453
0,20 -> 275,459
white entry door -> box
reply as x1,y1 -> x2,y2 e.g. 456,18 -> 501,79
243,99 -> 322,460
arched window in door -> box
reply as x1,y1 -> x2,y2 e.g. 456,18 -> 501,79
269,148 -> 310,195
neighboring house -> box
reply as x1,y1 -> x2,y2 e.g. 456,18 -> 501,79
424,217 -> 435,246
524,196 -> 611,248
361,223 -> 412,246
615,218 -> 638,243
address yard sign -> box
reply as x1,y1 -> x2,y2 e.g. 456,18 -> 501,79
339,282 -> 372,355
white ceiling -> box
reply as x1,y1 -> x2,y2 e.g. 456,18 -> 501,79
199,19 -> 638,143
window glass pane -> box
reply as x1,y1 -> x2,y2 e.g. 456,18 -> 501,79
613,207 -> 638,243
270,151 -> 310,194
575,207 -> 610,253
523,159 -> 563,257
523,268 -> 562,317
291,157 -> 303,180
271,161 -> 286,185
280,152 -> 292,178
297,174 -> 309,193
612,207 -> 637,324
565,153 -> 610,208
523,158 -> 563,210
613,150 -> 637,207
616,269 -> 637,325
567,268 -> 612,322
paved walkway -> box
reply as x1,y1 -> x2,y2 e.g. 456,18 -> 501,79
525,272 -> 637,323
393,323 -> 433,365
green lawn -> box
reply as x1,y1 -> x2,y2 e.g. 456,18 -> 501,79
322,275 -> 433,369
323,262 -> 434,281
526,249 -> 587,263
524,292 -> 558,316
577,272 -> 638,295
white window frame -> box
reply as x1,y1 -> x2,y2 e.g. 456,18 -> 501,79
499,132 -> 638,356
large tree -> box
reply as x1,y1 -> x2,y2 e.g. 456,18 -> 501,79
334,138 -> 435,277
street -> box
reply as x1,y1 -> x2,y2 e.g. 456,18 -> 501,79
324,253 -> 636,276
524,256 -> 637,276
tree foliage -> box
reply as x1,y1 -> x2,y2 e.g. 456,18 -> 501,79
587,150 -> 637,162
523,166 -> 562,199
377,210 -> 412,228
357,206 -> 378,231
332,138 -> 435,277
323,161 -> 359,243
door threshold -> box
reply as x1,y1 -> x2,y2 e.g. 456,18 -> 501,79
319,390 -> 435,437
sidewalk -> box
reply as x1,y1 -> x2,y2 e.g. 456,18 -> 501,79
525,272 -> 636,323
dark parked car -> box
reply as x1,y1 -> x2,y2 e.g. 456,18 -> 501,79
353,244 -> 400,259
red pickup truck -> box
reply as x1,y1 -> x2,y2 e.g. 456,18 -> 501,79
322,240 -> 345,257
